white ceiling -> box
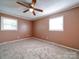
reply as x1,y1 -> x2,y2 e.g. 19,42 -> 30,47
0,0 -> 79,21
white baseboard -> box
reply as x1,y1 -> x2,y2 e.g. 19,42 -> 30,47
33,37 -> 79,52
0,37 -> 32,45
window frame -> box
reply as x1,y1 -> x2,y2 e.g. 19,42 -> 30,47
49,16 -> 64,31
1,16 -> 18,31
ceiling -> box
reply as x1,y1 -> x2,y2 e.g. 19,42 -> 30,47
0,0 -> 79,21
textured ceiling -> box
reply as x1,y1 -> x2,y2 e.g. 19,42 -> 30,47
0,0 -> 79,21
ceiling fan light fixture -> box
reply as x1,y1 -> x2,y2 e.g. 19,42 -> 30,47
29,8 -> 33,12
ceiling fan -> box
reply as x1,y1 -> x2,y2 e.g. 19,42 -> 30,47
16,0 -> 43,16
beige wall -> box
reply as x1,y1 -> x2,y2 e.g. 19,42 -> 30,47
32,18 -> 49,39
33,7 -> 79,49
0,13 -> 32,43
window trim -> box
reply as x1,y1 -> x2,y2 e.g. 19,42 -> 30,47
49,16 -> 64,31
1,16 -> 18,31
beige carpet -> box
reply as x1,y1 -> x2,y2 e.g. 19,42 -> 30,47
0,38 -> 79,59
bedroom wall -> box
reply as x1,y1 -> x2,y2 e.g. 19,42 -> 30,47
0,13 -> 32,43
33,7 -> 79,49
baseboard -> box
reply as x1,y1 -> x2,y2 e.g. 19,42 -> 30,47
0,37 -> 32,45
33,37 -> 79,52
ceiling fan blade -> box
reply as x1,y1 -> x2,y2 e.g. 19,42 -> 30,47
34,8 -> 43,12
23,9 -> 29,13
16,1 -> 30,8
32,11 -> 36,16
32,0 -> 36,5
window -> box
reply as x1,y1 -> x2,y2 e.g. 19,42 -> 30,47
49,16 -> 64,31
1,17 -> 18,30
